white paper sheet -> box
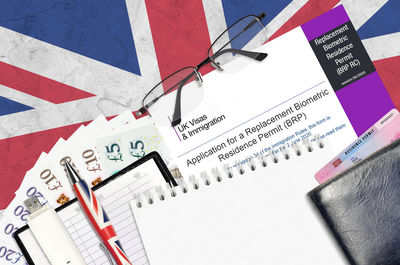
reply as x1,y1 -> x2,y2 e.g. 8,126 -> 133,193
153,27 -> 357,177
132,143 -> 348,265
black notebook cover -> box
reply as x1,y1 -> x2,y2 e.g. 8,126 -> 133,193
308,139 -> 400,265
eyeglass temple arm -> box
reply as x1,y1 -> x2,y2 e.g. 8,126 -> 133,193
171,83 -> 184,126
171,71 -> 198,126
137,69 -> 193,117
243,12 -> 266,32
208,12 -> 267,66
138,74 -> 186,116
212,48 -> 267,62
197,47 -> 267,71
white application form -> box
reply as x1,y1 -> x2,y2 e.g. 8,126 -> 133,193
153,27 -> 357,176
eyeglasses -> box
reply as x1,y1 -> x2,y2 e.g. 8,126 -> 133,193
136,13 -> 269,127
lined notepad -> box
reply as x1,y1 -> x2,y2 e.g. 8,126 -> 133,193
19,159 -> 165,265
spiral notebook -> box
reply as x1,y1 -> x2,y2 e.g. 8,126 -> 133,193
131,140 -> 348,265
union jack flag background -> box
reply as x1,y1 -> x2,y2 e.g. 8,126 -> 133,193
0,0 -> 399,208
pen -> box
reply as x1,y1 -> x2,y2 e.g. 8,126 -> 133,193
65,162 -> 132,265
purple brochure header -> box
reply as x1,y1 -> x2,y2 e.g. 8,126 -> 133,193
302,5 -> 351,42
301,5 -> 394,136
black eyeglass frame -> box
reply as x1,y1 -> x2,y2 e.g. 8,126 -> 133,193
137,12 -> 268,126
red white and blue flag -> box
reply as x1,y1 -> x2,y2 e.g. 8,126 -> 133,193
0,0 -> 399,208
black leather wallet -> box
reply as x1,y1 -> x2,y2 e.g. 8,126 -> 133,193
308,139 -> 400,265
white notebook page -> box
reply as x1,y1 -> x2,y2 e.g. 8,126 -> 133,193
20,158 -> 165,265
132,145 -> 348,265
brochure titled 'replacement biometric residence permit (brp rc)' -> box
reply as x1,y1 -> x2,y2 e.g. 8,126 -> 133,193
153,5 -> 394,177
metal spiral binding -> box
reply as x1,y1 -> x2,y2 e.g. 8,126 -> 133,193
211,167 -> 223,182
223,164 -> 234,178
258,154 -> 268,167
269,150 -> 279,163
156,186 -> 166,201
280,145 -> 290,160
200,171 -> 211,186
189,174 -> 200,189
134,135 -> 325,208
245,157 -> 256,171
235,159 -> 245,174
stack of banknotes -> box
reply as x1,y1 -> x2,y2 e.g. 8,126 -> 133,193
0,111 -> 176,264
